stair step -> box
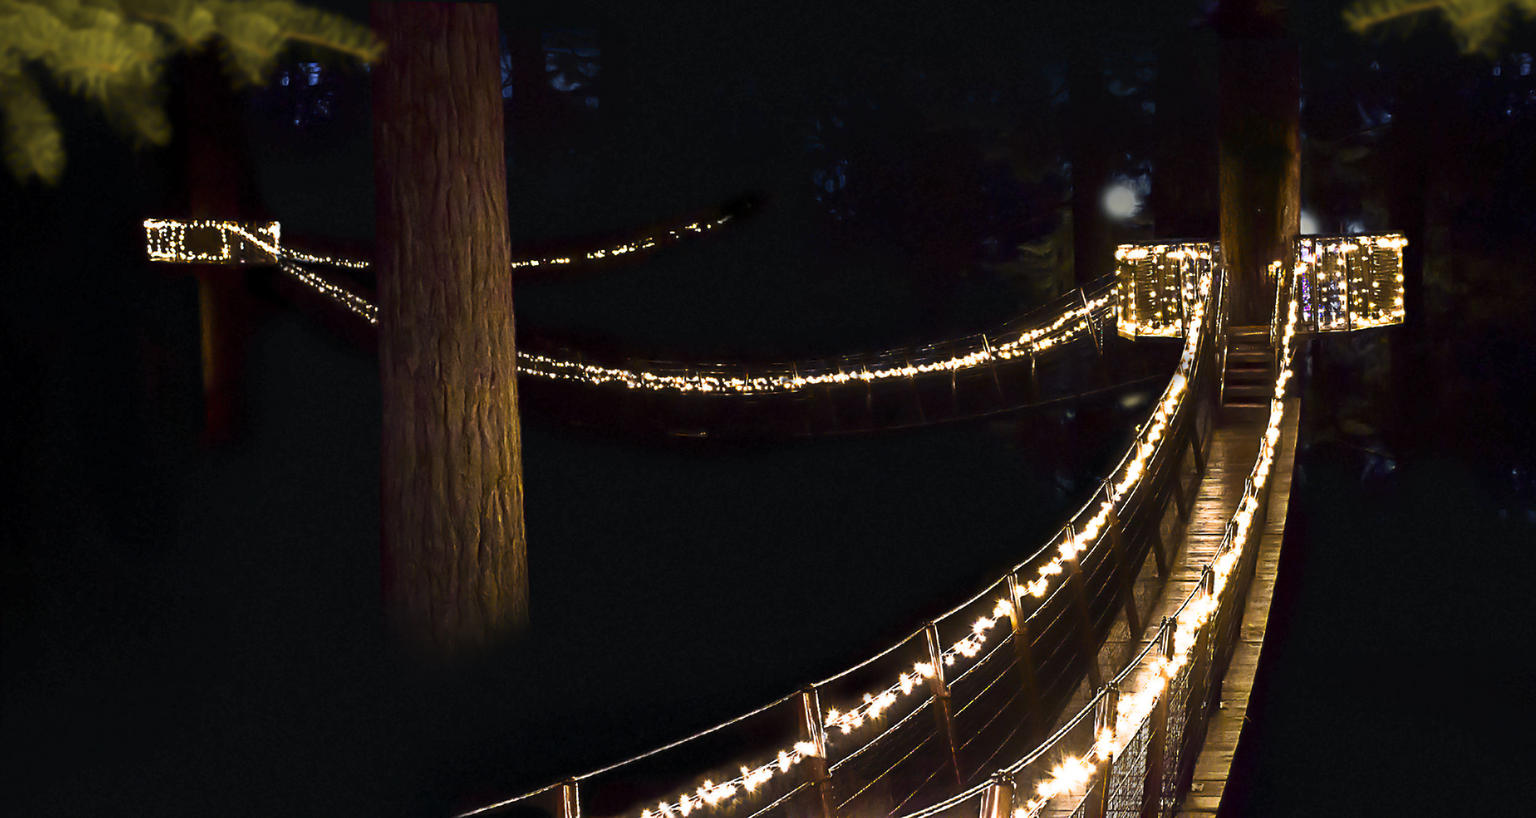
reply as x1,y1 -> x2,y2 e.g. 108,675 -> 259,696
1227,349 -> 1273,363
1223,383 -> 1273,399
1228,325 -> 1269,337
1225,370 -> 1272,385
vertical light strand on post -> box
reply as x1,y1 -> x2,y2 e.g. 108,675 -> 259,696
799,687 -> 837,818
923,622 -> 965,786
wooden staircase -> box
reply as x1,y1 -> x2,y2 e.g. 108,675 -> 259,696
1221,325 -> 1274,418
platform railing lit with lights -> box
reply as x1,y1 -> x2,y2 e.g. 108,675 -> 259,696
458,246 -> 1225,818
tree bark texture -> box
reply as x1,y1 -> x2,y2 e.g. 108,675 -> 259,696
1218,12 -> 1300,326
184,48 -> 261,446
372,1 -> 528,652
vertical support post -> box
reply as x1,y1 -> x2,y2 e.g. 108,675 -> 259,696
1081,288 -> 1104,357
906,356 -> 927,423
1085,684 -> 1120,818
981,334 -> 1006,400
1187,416 -> 1206,476
979,772 -> 1014,818
949,365 -> 960,416
1100,483 -> 1142,637
1027,349 -> 1039,404
862,367 -> 874,427
924,623 -> 965,786
1169,459 -> 1191,521
561,778 -> 580,818
1140,620 -> 1174,818
1004,573 -> 1041,741
1063,525 -> 1105,690
799,687 -> 838,818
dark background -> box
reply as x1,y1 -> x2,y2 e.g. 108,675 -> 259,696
3,1 -> 1535,815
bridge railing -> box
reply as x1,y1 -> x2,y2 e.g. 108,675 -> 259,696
913,267 -> 1301,818
462,247 -> 1225,818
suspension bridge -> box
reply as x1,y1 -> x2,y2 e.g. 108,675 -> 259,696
144,215 -> 1404,818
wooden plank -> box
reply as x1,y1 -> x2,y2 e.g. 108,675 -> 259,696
1174,397 -> 1298,818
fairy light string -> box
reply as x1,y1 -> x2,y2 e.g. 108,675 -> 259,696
1011,272 -> 1300,818
150,219 -> 1116,397
489,257 -> 1214,818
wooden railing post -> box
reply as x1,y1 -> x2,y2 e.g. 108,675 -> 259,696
1140,619 -> 1174,818
1101,482 -> 1143,637
1168,456 -> 1191,520
799,686 -> 838,818
979,772 -> 1014,818
560,778 -> 580,818
981,334 -> 1006,400
1063,525 -> 1106,691
1085,684 -> 1120,818
906,356 -> 926,424
924,623 -> 965,786
1004,573 -> 1041,741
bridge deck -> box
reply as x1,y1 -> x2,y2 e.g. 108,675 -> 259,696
1041,398 -> 1298,817
1174,398 -> 1298,818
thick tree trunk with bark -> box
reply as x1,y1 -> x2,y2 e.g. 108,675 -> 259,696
1217,2 -> 1300,325
372,1 -> 528,653
184,49 -> 261,445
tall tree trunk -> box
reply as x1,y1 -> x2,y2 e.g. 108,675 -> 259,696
372,1 -> 528,653
1217,1 -> 1300,326
184,49 -> 260,445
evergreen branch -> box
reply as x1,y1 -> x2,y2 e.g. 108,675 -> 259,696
0,67 -> 65,183
1343,0 -> 1446,32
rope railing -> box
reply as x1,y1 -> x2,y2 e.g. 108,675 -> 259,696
457,246 -> 1222,818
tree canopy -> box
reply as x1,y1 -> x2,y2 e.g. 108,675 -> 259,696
0,0 -> 380,184
1346,0 -> 1536,53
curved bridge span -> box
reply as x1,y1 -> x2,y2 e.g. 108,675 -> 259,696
459,249 -> 1307,818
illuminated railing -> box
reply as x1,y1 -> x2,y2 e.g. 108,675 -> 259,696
145,220 -> 1120,402
140,214 -> 732,273
459,251 -> 1223,818
1113,242 -> 1212,340
1295,233 -> 1406,333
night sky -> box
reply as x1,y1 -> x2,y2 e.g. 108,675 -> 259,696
4,1 -> 1536,816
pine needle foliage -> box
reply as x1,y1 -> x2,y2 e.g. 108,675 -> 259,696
0,0 -> 382,184
1344,0 -> 1536,54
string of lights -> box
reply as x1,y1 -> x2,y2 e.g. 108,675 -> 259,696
510,215 -> 734,270
1296,233 -> 1406,332
146,213 -> 734,273
1009,276 -> 1299,818
541,263 -> 1212,818
160,222 -> 1116,398
1006,263 -> 1210,608
144,218 -> 281,264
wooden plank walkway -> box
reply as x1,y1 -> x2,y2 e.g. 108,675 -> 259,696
1174,397 -> 1298,818
1039,398 -> 1299,817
